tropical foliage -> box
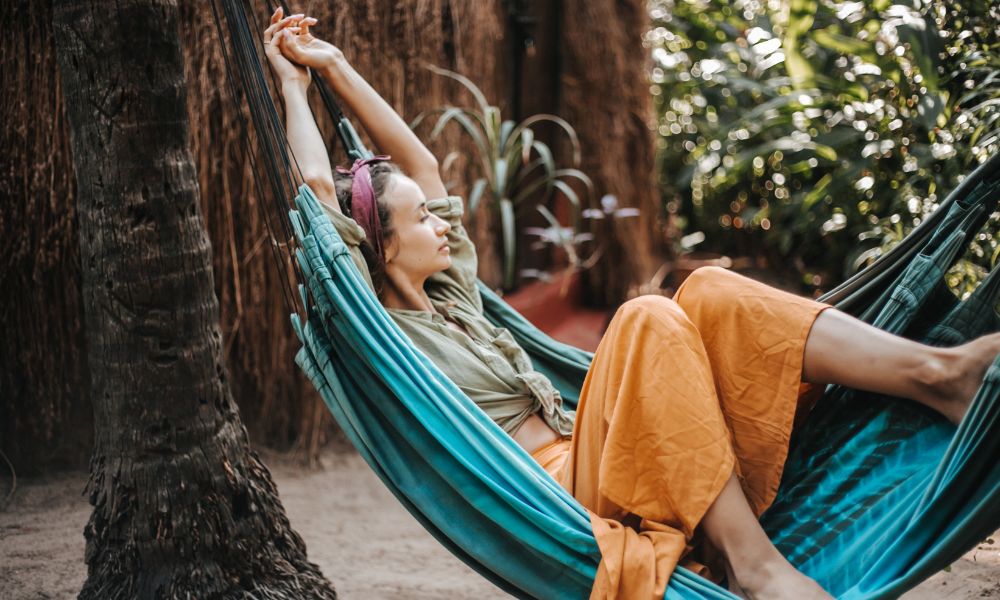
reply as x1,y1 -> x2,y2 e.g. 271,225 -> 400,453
413,65 -> 594,290
649,0 -> 1000,294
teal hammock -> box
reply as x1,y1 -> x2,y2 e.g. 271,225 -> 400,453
207,1 -> 1000,595
288,152 -> 1000,599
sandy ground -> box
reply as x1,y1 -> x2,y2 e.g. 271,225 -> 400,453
1,449 -> 997,599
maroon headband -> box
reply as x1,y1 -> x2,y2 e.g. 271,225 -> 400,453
337,155 -> 391,263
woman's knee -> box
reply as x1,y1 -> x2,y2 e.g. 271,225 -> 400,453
614,294 -> 693,332
674,266 -> 740,321
620,293 -> 682,315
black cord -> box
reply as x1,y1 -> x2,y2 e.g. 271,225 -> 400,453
208,0 -> 398,318
211,0 -> 301,315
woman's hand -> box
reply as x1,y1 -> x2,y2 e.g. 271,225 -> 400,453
264,8 -> 310,89
272,12 -> 345,70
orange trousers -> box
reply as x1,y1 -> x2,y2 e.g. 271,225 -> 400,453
530,267 -> 832,599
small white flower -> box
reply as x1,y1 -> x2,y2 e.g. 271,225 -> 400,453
931,143 -> 956,160
855,176 -> 875,191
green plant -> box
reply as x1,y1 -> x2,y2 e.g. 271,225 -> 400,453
649,0 -> 999,293
412,65 -> 594,290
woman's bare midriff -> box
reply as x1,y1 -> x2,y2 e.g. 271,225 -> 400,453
512,413 -> 562,455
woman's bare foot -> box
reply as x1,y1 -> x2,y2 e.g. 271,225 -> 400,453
724,559 -> 749,599
703,474 -> 833,599
730,552 -> 832,600
917,332 -> 1000,425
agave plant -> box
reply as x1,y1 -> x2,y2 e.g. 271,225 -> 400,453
411,65 -> 594,290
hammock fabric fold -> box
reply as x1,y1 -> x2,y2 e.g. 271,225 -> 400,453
288,152 -> 1000,599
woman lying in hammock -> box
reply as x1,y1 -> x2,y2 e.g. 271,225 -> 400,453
264,8 -> 1000,600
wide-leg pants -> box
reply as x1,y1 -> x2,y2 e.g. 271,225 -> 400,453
530,267 -> 832,599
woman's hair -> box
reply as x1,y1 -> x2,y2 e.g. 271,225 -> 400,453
334,160 -> 402,300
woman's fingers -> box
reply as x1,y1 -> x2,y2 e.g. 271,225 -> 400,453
275,29 -> 304,60
264,10 -> 323,66
299,16 -> 317,38
275,29 -> 299,46
275,29 -> 293,51
264,14 -> 304,43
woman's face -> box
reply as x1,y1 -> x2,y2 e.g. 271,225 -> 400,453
383,174 -> 452,282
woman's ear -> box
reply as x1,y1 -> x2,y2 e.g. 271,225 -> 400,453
383,237 -> 399,264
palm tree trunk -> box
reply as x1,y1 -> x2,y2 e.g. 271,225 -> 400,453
52,0 -> 336,596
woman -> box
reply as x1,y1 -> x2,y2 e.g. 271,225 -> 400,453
264,9 -> 1000,599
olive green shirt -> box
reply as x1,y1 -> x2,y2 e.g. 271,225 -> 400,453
321,195 -> 576,437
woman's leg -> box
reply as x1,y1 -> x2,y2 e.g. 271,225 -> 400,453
562,292 -> 835,598
701,473 -> 831,599
666,267 -> 837,596
672,266 -> 1000,598
699,309 -> 1000,599
802,308 -> 1000,424
673,267 -> 833,516
674,266 -> 1000,427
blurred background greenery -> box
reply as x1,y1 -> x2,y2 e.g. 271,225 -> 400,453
648,0 -> 999,297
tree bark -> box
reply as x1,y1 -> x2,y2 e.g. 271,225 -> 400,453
556,0 -> 662,306
52,0 -> 336,597
510,0 -> 662,306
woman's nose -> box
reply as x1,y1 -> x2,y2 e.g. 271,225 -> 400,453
436,217 -> 451,235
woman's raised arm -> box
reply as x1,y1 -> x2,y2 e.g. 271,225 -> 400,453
264,9 -> 340,209
275,15 -> 448,200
